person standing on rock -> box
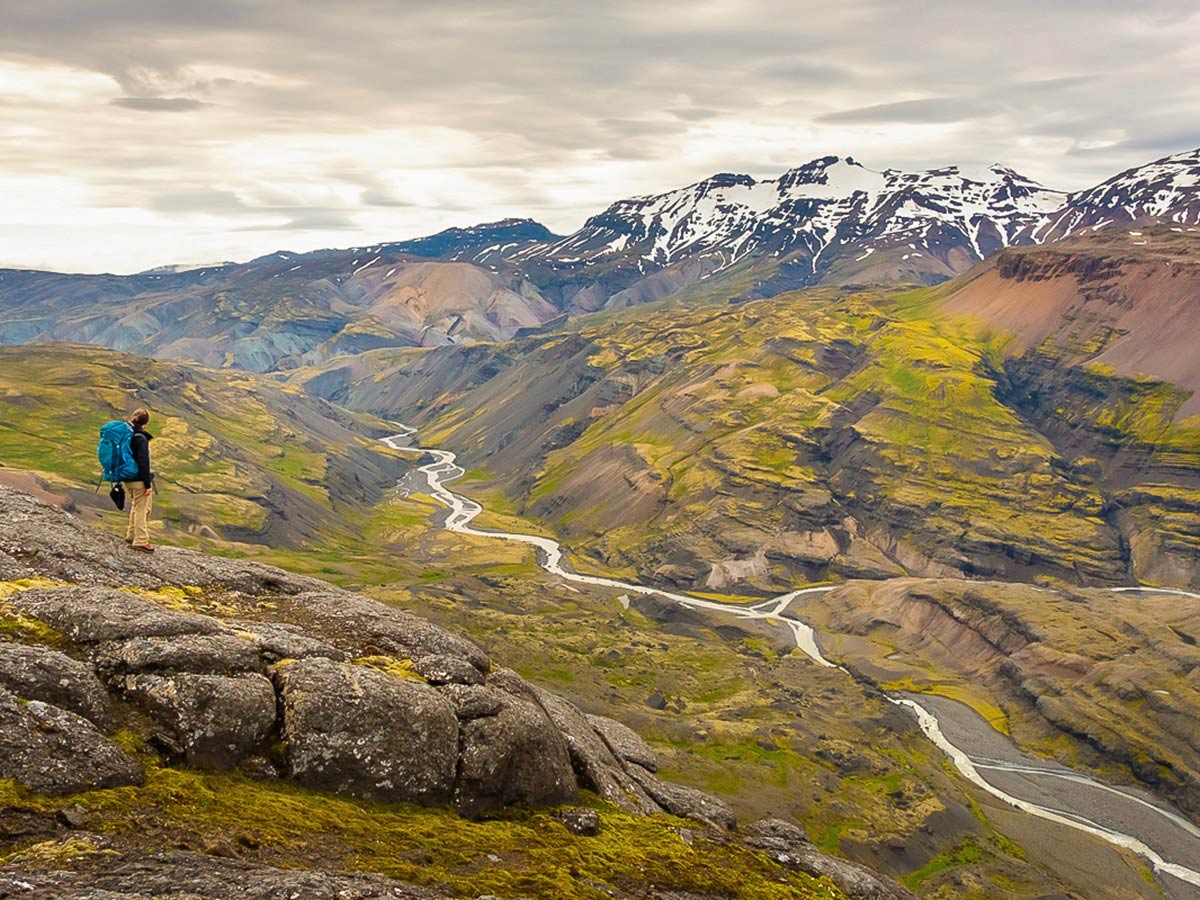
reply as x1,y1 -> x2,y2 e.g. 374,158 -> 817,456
125,408 -> 155,552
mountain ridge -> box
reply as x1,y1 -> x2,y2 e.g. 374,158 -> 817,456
0,147 -> 1197,372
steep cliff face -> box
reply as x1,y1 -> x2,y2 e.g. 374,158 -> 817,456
941,227 -> 1200,587
0,485 -> 916,900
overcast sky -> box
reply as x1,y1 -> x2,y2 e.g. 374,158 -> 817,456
2,0 -> 1199,273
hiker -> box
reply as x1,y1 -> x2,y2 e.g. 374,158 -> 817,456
125,407 -> 155,552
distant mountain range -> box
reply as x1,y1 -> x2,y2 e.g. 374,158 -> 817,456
0,147 -> 1196,370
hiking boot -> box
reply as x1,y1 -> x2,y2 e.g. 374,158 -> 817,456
131,544 -> 154,553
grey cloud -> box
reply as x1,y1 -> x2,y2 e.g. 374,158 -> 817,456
667,107 -> 722,122
111,97 -> 209,111
1070,130 -> 1200,157
818,97 -> 984,124
0,0 -> 1198,272
360,189 -> 417,208
148,189 -> 248,213
237,210 -> 359,232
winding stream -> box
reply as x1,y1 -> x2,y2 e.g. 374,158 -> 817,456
382,429 -> 1200,895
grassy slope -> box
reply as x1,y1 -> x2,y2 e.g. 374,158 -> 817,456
0,343 -> 405,554
0,574 -> 844,900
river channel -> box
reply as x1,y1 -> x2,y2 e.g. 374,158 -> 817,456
382,429 -> 1200,897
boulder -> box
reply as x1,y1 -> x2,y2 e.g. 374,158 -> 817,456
626,763 -> 737,831
120,673 -> 276,769
533,688 -> 661,814
0,688 -> 142,794
587,713 -> 659,772
742,818 -> 918,900
552,807 -> 601,836
441,684 -> 507,720
282,591 -> 490,672
92,633 -> 262,678
10,587 -> 222,643
412,654 -> 485,685
0,642 -> 112,729
274,658 -> 458,805
454,692 -> 578,817
226,620 -> 349,663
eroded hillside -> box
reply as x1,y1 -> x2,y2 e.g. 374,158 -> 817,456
299,259 -> 1200,590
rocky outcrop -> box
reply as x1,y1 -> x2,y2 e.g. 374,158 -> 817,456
0,485 -> 929,900
0,690 -> 142,795
0,485 -> 727,825
274,658 -> 459,805
744,819 -> 918,900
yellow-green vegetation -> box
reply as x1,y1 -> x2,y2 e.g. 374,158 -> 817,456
411,281 -> 1165,592
0,578 -> 69,647
878,677 -> 1010,737
902,839 -> 984,890
0,770 -> 847,900
351,655 -> 427,682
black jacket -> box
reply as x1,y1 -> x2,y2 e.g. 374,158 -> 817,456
130,426 -> 154,489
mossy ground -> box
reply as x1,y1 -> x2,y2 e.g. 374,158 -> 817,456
0,768 -> 846,900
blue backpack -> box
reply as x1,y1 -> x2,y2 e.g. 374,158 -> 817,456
98,420 -> 141,483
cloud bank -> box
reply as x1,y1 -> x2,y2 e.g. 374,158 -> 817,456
1,0 -> 1197,272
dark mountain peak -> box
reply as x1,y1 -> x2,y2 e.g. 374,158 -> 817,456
694,172 -> 758,193
381,218 -> 559,260
777,155 -> 860,187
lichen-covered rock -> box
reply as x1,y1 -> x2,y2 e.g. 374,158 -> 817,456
533,687 -> 661,815
587,712 -> 659,772
226,620 -> 349,663
0,850 -> 447,899
454,692 -> 577,817
626,763 -> 737,831
92,633 -> 262,678
120,673 -> 276,769
552,807 -> 601,836
10,587 -> 222,643
441,683 -> 506,720
0,688 -> 142,794
281,591 -> 490,672
0,486 -> 333,594
274,657 -> 458,805
742,818 -> 918,900
412,654 -> 484,685
0,642 -> 112,729
485,666 -> 542,701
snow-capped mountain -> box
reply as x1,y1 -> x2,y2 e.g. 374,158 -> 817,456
451,148 -> 1197,302
503,156 -> 1066,281
1033,147 -> 1200,241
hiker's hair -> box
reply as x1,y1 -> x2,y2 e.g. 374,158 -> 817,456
130,408 -> 150,427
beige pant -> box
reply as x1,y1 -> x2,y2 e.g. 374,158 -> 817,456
124,482 -> 153,546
